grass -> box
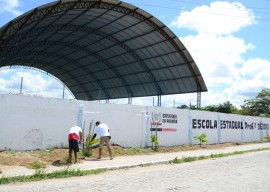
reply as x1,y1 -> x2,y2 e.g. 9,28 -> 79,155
0,168 -> 105,185
170,148 -> 270,164
31,161 -> 46,169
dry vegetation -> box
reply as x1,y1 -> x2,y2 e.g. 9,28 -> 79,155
0,142 -> 251,169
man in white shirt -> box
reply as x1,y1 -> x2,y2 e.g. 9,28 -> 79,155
91,121 -> 113,160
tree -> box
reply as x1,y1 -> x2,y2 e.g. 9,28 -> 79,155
200,101 -> 239,114
177,104 -> 189,109
241,88 -> 270,117
177,103 -> 196,109
256,88 -> 270,116
201,105 -> 218,112
217,101 -> 239,114
176,89 -> 270,117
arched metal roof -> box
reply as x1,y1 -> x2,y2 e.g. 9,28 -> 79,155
0,0 -> 207,101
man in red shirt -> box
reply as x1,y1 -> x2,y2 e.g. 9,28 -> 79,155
68,125 -> 83,163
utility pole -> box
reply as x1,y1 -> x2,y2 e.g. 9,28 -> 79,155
62,84 -> 65,99
19,77 -> 23,94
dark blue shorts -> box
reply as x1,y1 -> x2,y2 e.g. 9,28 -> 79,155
69,139 -> 79,152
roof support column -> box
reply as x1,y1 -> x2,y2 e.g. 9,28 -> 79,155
157,89 -> 161,107
157,95 -> 161,107
197,92 -> 201,108
128,92 -> 132,104
98,88 -> 101,102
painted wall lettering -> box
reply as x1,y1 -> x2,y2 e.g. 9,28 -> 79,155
192,119 -> 217,129
220,120 -> 243,129
192,118 -> 270,130
258,123 -> 269,130
162,113 -> 177,124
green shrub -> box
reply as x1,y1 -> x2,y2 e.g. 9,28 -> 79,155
150,135 -> 160,151
82,135 -> 99,157
193,133 -> 208,147
31,161 -> 46,169
263,135 -> 270,142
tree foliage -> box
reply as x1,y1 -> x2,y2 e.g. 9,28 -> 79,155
177,103 -> 196,109
263,134 -> 270,142
200,101 -> 238,114
178,89 -> 270,117
241,88 -> 270,117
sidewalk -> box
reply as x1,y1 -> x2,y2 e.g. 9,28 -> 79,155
1,143 -> 270,178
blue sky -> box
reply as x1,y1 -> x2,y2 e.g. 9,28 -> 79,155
0,0 -> 269,108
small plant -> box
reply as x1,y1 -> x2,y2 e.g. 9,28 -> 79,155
0,169 -> 2,174
82,135 -> 99,157
81,150 -> 90,158
263,134 -> 270,142
34,169 -> 46,176
31,161 -> 46,170
193,133 -> 208,147
150,135 -> 160,151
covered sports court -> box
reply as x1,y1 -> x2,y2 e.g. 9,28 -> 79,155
0,0 -> 207,106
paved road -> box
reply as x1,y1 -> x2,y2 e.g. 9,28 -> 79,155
1,150 -> 270,192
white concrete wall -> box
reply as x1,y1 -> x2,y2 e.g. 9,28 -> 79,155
82,102 -> 146,148
0,94 -> 269,150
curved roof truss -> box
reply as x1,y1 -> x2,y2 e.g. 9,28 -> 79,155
0,0 -> 207,101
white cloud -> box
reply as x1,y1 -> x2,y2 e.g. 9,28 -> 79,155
0,69 -> 73,99
181,33 -> 254,89
240,58 -> 270,81
173,54 -> 270,109
235,58 -> 270,96
1,71 -> 48,93
161,1 -> 270,108
0,0 -> 22,16
0,68 -> 12,75
12,72 -> 47,91
0,78 -> 6,88
171,1 -> 256,35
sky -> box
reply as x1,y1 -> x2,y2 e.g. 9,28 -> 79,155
0,0 -> 269,108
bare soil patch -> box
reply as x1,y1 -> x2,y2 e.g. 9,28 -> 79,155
0,142 -> 253,170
